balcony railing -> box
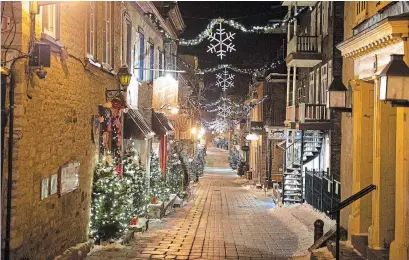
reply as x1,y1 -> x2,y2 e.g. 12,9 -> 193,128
299,103 -> 328,123
286,105 -> 299,122
287,36 -> 320,55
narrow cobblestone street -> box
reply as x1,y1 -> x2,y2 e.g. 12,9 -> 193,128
86,146 -> 314,260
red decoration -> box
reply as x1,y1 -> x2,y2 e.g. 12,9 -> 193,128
115,163 -> 123,179
130,216 -> 138,226
111,98 -> 127,110
152,196 -> 158,204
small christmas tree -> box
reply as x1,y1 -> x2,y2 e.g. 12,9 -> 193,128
90,162 -> 132,239
122,149 -> 148,216
167,146 -> 183,194
229,147 -> 241,170
150,152 -> 169,202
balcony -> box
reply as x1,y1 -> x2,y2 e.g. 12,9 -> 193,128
285,35 -> 322,68
296,103 -> 330,130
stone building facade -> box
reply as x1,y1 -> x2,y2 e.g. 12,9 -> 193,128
282,1 -> 344,207
1,1 -> 183,259
1,2 -> 120,259
338,1 -> 409,259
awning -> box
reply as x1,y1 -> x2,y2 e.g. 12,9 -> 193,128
123,109 -> 155,140
152,112 -> 174,136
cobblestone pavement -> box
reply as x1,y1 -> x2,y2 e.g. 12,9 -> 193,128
85,146 -> 314,260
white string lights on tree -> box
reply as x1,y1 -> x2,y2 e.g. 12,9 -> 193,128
207,23 -> 236,60
216,68 -> 235,91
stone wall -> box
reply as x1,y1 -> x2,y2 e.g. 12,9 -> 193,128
1,2 -> 127,259
339,1 -> 355,230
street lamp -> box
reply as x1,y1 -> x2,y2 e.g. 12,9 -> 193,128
379,54 -> 409,106
246,133 -> 259,141
171,107 -> 179,114
327,76 -> 351,112
118,64 -> 132,88
105,65 -> 132,100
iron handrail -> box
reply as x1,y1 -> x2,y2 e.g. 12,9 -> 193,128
327,184 -> 376,260
328,184 -> 376,214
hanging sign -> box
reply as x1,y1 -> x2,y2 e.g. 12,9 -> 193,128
250,121 -> 264,135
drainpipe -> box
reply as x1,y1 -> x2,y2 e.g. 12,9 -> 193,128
4,56 -> 27,260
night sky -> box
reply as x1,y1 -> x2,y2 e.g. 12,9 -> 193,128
178,2 -> 287,101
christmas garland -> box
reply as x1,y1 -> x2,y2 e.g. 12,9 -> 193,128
178,7 -> 311,46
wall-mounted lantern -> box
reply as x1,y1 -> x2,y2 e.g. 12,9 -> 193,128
379,54 -> 409,106
118,64 -> 132,88
327,76 -> 352,112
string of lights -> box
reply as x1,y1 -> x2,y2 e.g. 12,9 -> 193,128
178,7 -> 311,46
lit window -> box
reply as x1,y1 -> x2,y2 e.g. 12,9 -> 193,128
102,2 -> 114,67
40,4 -> 60,40
86,2 -> 97,59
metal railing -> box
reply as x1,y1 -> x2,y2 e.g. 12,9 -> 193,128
327,184 -> 377,260
299,103 -> 328,123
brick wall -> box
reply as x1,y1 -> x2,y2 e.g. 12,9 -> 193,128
263,82 -> 286,127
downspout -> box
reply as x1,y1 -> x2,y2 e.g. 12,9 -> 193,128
4,56 -> 27,260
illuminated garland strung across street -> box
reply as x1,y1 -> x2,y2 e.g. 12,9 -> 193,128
179,19 -> 281,46
178,7 -> 311,46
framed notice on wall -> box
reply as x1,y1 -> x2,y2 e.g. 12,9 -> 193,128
59,161 -> 80,196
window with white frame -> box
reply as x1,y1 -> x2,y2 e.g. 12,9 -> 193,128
126,19 -> 132,67
317,3 -> 321,36
149,42 -> 154,82
311,8 -> 316,36
322,1 -> 328,36
309,71 -> 315,103
40,3 -> 60,40
86,2 -> 97,59
315,69 -> 320,104
321,64 -> 328,104
102,2 -> 113,67
138,29 -> 144,80
144,41 -> 150,81
328,59 -> 333,85
158,48 -> 163,77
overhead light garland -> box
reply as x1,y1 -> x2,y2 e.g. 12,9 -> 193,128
178,7 -> 311,46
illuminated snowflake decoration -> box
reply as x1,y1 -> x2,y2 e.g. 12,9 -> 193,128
207,23 -> 236,60
217,103 -> 231,118
215,68 -> 235,92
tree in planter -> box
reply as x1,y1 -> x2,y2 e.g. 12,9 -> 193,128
166,145 -> 183,194
150,152 -> 169,202
229,147 -> 241,170
122,149 -> 149,216
90,162 -> 132,239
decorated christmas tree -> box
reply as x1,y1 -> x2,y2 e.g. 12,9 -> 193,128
90,162 -> 132,239
122,149 -> 149,216
149,152 -> 169,202
229,147 -> 241,170
166,145 -> 183,194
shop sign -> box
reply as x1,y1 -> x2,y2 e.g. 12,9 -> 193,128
268,130 -> 287,139
250,121 -> 264,135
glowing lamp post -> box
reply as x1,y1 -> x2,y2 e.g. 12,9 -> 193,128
379,54 -> 409,106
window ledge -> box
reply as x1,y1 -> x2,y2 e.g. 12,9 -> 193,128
40,33 -> 64,50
